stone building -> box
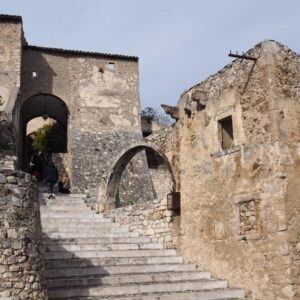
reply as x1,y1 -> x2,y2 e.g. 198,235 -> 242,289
155,39 -> 300,299
0,14 -> 155,202
0,13 -> 300,300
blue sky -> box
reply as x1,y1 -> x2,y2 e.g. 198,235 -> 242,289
1,0 -> 300,109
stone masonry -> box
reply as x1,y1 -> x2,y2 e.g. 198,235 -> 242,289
0,14 -> 155,203
104,197 -> 174,249
0,156 -> 47,299
158,40 -> 300,299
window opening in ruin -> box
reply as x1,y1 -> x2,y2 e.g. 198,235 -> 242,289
218,116 -> 234,150
239,199 -> 262,235
106,62 -> 115,71
184,108 -> 192,118
32,71 -> 37,78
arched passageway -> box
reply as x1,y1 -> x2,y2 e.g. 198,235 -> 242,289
99,143 -> 176,211
19,94 -> 69,171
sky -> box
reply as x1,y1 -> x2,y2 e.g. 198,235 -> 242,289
0,0 -> 300,110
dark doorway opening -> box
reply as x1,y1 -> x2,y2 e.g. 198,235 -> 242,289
218,116 -> 234,150
20,94 -> 69,173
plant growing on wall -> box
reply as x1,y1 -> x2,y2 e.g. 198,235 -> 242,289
32,123 -> 66,160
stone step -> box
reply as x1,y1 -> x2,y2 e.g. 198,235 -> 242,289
45,258 -> 187,273
43,237 -> 151,245
68,289 -> 245,300
46,271 -> 212,289
40,211 -> 104,218
40,205 -> 92,211
41,222 -> 118,229
42,227 -> 129,234
45,242 -> 163,252
41,217 -> 111,223
39,192 -> 245,300
39,193 -> 86,199
47,280 -> 228,299
44,231 -> 139,239
44,249 -> 177,260
43,199 -> 87,204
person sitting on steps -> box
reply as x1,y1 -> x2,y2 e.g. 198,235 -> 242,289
58,171 -> 71,194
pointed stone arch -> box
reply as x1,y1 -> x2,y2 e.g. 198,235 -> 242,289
98,142 -> 176,211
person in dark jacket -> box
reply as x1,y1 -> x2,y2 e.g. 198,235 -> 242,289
44,161 -> 58,199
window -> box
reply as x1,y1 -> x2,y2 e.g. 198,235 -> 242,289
238,199 -> 262,235
218,116 -> 233,150
32,71 -> 37,78
106,62 -> 115,71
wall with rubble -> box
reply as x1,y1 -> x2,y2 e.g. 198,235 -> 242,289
0,157 -> 47,299
163,40 -> 300,299
104,197 -> 175,249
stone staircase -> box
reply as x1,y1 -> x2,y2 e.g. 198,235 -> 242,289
39,193 -> 246,300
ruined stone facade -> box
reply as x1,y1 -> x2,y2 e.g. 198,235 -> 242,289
156,40 -> 300,299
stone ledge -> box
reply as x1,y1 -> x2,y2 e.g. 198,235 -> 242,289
210,146 -> 241,158
232,192 -> 261,204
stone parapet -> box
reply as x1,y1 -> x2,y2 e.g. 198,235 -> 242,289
0,157 -> 47,299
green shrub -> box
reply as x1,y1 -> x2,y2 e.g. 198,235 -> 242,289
32,123 -> 66,160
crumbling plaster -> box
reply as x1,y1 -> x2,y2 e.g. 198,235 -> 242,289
160,40 -> 300,299
19,42 -> 144,196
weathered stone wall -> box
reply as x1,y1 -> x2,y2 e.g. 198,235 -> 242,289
0,157 -> 47,299
0,15 -> 155,204
0,17 -> 24,162
286,157 -> 300,299
116,144 -> 174,206
161,40 -> 300,299
0,111 -> 15,155
52,152 -> 71,181
146,127 -> 181,191
19,45 -> 144,197
70,130 -> 146,196
0,17 -> 22,111
273,44 -> 300,144
104,197 -> 174,249
118,151 -> 155,206
149,164 -> 173,200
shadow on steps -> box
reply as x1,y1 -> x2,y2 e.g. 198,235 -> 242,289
43,233 -> 110,294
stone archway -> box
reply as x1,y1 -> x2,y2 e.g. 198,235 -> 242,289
19,93 -> 69,170
98,142 -> 176,211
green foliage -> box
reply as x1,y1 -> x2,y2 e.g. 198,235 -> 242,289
32,123 -> 66,159
141,107 -> 174,126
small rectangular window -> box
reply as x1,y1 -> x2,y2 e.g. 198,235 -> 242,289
218,116 -> 234,150
106,62 -> 115,71
32,71 -> 37,78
